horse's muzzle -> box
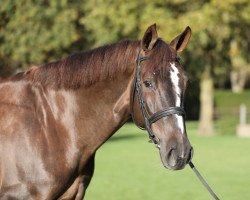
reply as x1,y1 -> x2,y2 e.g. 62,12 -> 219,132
162,143 -> 193,170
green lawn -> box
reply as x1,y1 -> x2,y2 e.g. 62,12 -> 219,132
214,90 -> 250,135
85,122 -> 250,200
215,90 -> 250,117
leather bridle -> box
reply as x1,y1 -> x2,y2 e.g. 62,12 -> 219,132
130,50 -> 186,148
130,51 -> 220,200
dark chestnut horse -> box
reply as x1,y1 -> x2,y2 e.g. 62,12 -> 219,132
0,24 -> 192,199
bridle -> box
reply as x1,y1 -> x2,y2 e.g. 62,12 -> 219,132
130,50 -> 220,200
130,50 -> 186,148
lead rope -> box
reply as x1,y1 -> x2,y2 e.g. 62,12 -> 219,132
189,162 -> 220,200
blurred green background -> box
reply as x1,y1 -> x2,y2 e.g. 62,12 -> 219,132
1,0 -> 250,199
85,123 -> 250,200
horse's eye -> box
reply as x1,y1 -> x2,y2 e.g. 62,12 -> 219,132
143,80 -> 153,88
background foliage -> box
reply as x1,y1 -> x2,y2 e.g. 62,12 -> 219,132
0,0 -> 250,134
1,0 -> 249,80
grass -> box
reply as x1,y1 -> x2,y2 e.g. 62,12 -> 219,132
85,122 -> 250,200
214,90 -> 250,135
214,90 -> 250,117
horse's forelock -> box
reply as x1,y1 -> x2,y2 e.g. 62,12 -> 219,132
141,39 -> 176,76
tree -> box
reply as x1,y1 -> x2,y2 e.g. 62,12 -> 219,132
1,0 -> 249,136
0,0 -> 79,74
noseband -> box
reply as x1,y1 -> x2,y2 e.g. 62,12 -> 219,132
130,51 -> 186,148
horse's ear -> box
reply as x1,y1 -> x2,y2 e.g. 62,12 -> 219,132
170,26 -> 191,53
141,24 -> 158,52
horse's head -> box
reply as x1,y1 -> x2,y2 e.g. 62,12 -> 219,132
131,24 -> 193,170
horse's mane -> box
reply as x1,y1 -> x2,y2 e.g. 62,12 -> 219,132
14,40 -> 140,89
7,39 -> 176,89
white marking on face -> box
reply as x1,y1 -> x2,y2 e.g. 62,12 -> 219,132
170,63 -> 185,134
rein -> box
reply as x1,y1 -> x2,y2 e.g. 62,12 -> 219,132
189,162 -> 220,200
130,50 -> 220,200
130,51 -> 186,147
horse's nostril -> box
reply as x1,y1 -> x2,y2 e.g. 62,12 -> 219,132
167,148 -> 176,167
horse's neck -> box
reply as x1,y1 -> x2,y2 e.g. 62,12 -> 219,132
64,68 -> 134,152
40,73 -> 132,166
38,42 -> 139,152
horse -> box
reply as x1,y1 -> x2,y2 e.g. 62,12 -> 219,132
0,24 -> 193,199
